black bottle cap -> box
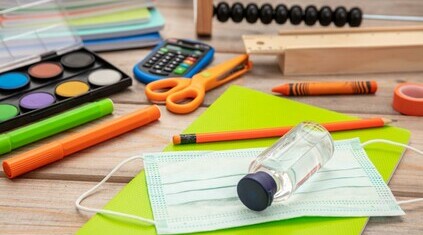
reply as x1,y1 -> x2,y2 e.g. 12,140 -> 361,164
237,171 -> 277,211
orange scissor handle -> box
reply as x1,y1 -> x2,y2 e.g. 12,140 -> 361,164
145,78 -> 191,102
166,86 -> 206,114
166,54 -> 252,114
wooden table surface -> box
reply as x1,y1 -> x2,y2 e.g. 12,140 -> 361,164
1,1 -> 422,234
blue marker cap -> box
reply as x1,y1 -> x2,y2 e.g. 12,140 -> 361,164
237,171 -> 277,211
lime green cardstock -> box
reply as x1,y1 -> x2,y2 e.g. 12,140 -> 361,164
77,86 -> 410,235
69,8 -> 150,27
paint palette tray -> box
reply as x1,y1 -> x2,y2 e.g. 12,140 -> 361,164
0,0 -> 132,133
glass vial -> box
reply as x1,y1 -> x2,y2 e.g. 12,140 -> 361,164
237,122 -> 334,211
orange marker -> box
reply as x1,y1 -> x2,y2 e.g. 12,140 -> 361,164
173,118 -> 390,145
3,105 -> 161,179
272,81 -> 378,96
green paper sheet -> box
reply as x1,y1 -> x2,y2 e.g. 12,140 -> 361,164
77,86 -> 410,235
69,8 -> 150,28
76,8 -> 164,37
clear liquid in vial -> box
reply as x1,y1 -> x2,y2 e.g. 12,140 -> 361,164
237,122 -> 334,211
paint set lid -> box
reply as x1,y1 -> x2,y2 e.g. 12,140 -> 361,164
0,0 -> 83,73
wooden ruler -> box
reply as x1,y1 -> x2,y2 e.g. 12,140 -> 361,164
243,26 -> 423,54
242,26 -> 423,75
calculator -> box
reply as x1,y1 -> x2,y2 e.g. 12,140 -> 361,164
133,39 -> 215,84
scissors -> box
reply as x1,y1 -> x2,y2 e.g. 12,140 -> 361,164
145,54 -> 253,114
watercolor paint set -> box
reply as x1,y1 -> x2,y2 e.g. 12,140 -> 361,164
0,0 -> 132,133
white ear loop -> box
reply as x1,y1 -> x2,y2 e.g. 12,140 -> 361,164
75,138 -> 422,224
361,139 -> 423,205
75,155 -> 156,225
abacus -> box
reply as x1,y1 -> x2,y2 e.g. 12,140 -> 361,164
195,0 -> 423,36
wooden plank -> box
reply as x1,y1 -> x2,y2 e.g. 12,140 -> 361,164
0,178 -> 124,235
195,0 -> 213,36
2,2 -> 423,235
0,178 -> 421,235
1,104 -> 421,198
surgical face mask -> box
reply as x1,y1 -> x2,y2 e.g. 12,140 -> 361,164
76,138 -> 423,235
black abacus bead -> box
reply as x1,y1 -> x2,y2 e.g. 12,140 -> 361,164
289,5 -> 303,25
319,6 -> 332,26
245,3 -> 260,23
274,4 -> 289,24
216,2 -> 231,22
231,2 -> 244,23
348,7 -> 363,27
260,4 -> 274,24
304,5 -> 318,26
333,7 -> 348,27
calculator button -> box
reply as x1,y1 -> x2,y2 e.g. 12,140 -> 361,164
164,56 -> 173,60
161,59 -> 169,63
186,57 -> 197,62
168,64 -> 177,69
173,66 -> 187,75
167,52 -> 175,57
166,45 -> 182,51
170,61 -> 179,65
164,67 -> 173,72
160,48 -> 168,53
183,60 -> 194,65
194,50 -> 203,55
190,54 -> 199,59
157,62 -> 166,66
174,58 -> 183,63
143,63 -> 152,68
180,63 -> 190,68
149,69 -> 169,76
153,65 -> 162,70
147,59 -> 155,64
157,50 -> 165,55
176,55 -> 185,59
154,53 -> 163,57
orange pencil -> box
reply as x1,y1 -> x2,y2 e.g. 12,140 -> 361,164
3,105 -> 161,179
272,81 -> 378,96
173,118 -> 390,145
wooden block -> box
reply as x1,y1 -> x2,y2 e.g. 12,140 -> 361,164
280,46 -> 423,75
195,0 -> 213,36
243,26 -> 423,75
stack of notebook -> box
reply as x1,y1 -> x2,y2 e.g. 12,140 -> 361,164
63,0 -> 164,51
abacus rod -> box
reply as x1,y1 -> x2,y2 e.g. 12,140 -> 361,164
363,14 -> 423,22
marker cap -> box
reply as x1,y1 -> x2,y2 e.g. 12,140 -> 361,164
97,98 -> 114,116
3,143 -> 64,178
0,134 -> 12,154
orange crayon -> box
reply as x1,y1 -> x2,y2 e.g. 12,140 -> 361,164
3,105 -> 161,179
173,118 -> 390,145
272,81 -> 378,96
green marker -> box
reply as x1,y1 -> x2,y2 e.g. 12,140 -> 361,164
0,98 -> 114,155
